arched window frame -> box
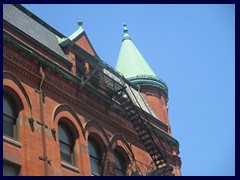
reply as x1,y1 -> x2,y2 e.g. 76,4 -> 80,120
58,122 -> 76,166
88,137 -> 103,176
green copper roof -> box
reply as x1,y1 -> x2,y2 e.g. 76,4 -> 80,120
69,18 -> 84,41
116,24 -> 169,101
116,24 -> 157,79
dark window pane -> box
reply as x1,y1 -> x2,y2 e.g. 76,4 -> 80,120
3,94 -> 17,139
3,119 -> 14,137
3,94 -> 17,118
88,138 -> 102,176
58,124 -> 72,145
88,141 -> 96,157
116,169 -> 125,176
58,123 -> 74,165
116,156 -> 122,169
60,142 -> 71,155
115,151 -> 126,176
90,157 -> 101,176
60,151 -> 71,163
3,162 -> 20,176
60,142 -> 72,163
88,139 -> 100,157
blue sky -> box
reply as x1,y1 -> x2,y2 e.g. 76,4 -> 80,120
22,4 -> 235,176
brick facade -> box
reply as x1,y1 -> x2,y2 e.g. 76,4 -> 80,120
3,4 -> 181,176
141,86 -> 171,135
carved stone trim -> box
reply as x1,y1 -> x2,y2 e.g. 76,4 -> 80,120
3,136 -> 21,148
3,47 -> 138,137
61,161 -> 80,173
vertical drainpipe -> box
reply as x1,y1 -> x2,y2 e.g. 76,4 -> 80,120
36,66 -> 49,176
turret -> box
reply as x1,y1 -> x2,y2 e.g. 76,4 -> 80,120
116,24 -> 172,135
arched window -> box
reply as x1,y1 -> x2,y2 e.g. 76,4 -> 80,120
88,138 -> 102,176
58,123 -> 75,165
115,151 -> 127,176
3,93 -> 18,139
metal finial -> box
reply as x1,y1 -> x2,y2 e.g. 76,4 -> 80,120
77,18 -> 83,28
123,23 -> 128,33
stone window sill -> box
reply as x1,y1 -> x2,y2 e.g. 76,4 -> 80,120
3,136 -> 21,148
61,161 -> 80,173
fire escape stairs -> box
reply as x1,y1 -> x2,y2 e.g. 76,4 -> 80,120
78,63 -> 173,176
113,87 -> 173,176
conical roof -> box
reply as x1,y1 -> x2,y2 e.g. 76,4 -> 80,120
116,24 -> 169,100
116,24 -> 157,79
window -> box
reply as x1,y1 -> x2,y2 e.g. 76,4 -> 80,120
88,138 -> 102,176
3,161 -> 20,176
3,93 -> 18,139
58,123 -> 75,165
115,151 -> 127,176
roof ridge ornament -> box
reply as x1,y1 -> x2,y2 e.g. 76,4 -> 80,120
123,23 -> 128,33
122,23 -> 131,41
68,17 -> 84,41
77,18 -> 83,30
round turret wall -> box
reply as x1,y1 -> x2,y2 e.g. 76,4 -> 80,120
140,85 -> 172,135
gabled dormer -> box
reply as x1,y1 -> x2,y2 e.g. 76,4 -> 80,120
68,19 -> 99,58
59,19 -> 100,76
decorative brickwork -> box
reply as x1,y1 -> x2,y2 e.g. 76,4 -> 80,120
3,4 -> 181,176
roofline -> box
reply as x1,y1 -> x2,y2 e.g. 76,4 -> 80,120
61,30 -> 100,59
3,20 -> 72,68
4,31 -> 80,86
4,30 -> 178,148
59,38 -> 126,81
83,31 -> 100,59
69,28 -> 84,41
127,75 -> 169,101
14,4 -> 67,39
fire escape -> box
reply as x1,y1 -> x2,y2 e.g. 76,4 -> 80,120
77,59 -> 173,176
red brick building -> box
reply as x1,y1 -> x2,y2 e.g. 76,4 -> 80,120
3,4 -> 181,176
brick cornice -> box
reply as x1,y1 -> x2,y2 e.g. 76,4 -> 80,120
3,46 -> 138,139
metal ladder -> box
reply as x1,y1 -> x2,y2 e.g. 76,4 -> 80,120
113,83 -> 173,176
77,62 -> 173,175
